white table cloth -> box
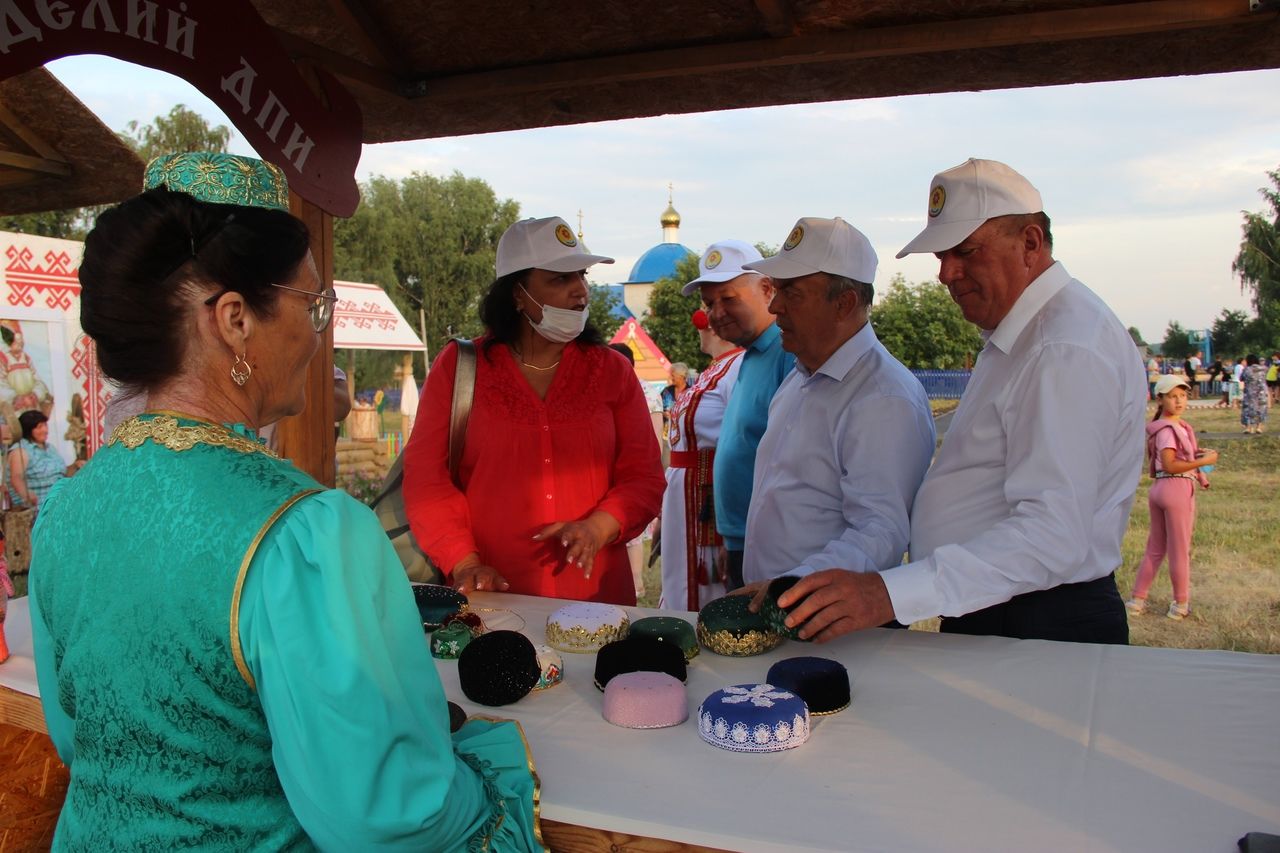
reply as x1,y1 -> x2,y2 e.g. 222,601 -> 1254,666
1,595 -> 39,697
6,592 -> 1280,852
445,593 -> 1280,853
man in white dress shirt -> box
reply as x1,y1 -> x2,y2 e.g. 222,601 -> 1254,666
776,160 -> 1146,644
738,217 -> 935,596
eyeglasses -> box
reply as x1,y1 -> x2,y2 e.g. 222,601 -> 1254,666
204,284 -> 339,333
270,282 -> 338,332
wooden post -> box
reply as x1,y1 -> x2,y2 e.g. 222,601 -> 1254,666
274,193 -> 336,486
400,352 -> 414,440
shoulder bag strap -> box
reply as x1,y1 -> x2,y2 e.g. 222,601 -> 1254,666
369,339 -> 475,513
448,339 -> 477,487
1147,424 -> 1171,478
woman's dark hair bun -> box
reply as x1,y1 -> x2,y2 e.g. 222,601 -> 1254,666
79,187 -> 309,390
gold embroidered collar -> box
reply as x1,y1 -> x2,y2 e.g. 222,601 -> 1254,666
109,412 -> 278,458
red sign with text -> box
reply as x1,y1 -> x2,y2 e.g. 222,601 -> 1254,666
0,0 -> 362,216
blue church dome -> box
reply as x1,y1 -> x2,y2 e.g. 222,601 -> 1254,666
595,284 -> 635,320
626,242 -> 695,284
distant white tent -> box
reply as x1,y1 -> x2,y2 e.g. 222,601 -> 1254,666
332,280 -> 425,351
332,281 -> 425,439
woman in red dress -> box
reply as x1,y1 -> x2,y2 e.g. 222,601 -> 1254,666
403,216 -> 665,605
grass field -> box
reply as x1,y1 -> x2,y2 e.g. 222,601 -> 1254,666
640,402 -> 1280,654
1116,405 -> 1279,653
8,403 -> 1274,653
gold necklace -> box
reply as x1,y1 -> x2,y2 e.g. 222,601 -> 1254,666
513,346 -> 561,371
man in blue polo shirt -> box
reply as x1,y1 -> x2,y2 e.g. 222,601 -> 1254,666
683,239 -> 795,590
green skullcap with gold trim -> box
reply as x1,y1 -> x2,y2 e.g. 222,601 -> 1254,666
143,152 -> 290,211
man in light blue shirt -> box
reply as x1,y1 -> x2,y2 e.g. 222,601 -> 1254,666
688,240 -> 795,590
738,217 -> 935,596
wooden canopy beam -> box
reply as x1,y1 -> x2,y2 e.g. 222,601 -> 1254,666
402,0 -> 1273,101
753,0 -> 795,37
0,171 -> 42,188
270,26 -> 405,97
0,151 -> 71,177
0,100 -> 65,161
325,0 -> 413,77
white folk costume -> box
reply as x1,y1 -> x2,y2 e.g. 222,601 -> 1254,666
659,348 -> 743,611
0,321 -> 51,414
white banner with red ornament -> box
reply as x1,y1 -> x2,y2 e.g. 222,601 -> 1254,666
0,230 -> 93,463
333,280 -> 425,351
0,240 -> 429,463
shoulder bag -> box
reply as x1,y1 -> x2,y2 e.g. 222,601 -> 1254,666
370,339 -> 476,583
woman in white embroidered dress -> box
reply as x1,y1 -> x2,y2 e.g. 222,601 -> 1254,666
659,310 -> 744,610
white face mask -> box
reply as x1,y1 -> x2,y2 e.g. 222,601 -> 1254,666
519,283 -> 589,343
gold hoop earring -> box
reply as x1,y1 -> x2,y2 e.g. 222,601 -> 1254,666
231,352 -> 252,387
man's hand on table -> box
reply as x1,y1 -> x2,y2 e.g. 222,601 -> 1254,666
451,555 -> 510,595
776,570 -> 897,642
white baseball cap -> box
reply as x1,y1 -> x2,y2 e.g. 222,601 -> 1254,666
681,239 -> 765,296
896,158 -> 1043,258
743,217 -> 877,283
1153,374 -> 1191,396
496,216 -> 614,278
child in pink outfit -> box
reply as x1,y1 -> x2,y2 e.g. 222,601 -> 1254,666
1127,375 -> 1216,620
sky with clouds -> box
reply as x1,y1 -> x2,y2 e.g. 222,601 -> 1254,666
47,56 -> 1280,345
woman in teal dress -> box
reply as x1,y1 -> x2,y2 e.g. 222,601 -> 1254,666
28,152 -> 544,852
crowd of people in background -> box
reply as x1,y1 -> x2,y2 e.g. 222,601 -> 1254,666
1147,349 -> 1275,433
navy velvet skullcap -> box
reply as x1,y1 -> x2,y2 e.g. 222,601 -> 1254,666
765,656 -> 851,715
457,630 -> 540,706
593,636 -> 688,691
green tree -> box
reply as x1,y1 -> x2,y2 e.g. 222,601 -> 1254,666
121,104 -> 233,162
1211,309 -> 1250,359
1127,326 -> 1147,347
642,251 -> 704,369
588,284 -> 623,342
1160,320 -> 1194,360
1233,166 -> 1280,343
0,208 -> 84,239
871,274 -> 983,369
1241,316 -> 1276,355
334,171 -> 520,389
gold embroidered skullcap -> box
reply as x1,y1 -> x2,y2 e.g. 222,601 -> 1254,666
143,152 -> 290,211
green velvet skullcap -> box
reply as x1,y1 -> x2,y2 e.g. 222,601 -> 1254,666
759,576 -> 811,642
431,623 -> 473,660
411,583 -> 469,631
629,616 -> 699,662
696,594 -> 783,657
143,152 -> 290,211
